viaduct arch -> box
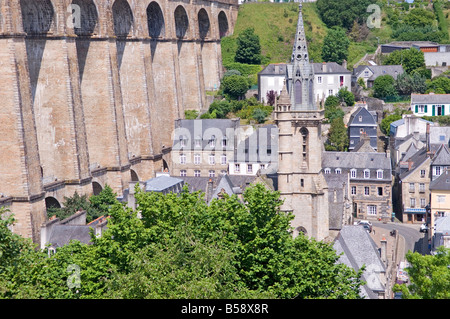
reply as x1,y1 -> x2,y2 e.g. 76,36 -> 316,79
0,0 -> 238,243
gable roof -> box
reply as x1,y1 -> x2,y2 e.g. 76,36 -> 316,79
354,65 -> 404,80
312,62 -> 351,74
333,225 -> 386,299
259,63 -> 287,76
429,168 -> 450,190
348,106 -> 377,126
411,93 -> 450,105
431,144 -> 450,166
322,151 -> 391,171
399,147 -> 430,180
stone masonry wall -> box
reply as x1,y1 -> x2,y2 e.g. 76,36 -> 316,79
0,0 -> 238,242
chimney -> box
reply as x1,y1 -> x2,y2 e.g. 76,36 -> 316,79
322,62 -> 327,73
342,59 -> 347,69
206,178 -> 214,203
426,122 -> 430,152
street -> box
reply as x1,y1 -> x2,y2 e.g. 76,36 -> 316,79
371,221 -> 429,258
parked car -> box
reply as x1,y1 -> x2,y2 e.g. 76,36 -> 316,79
420,223 -> 428,233
358,220 -> 373,233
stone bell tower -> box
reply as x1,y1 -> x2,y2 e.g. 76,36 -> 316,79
275,1 -> 329,240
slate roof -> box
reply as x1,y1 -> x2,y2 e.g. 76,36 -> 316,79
323,173 -> 349,230
431,144 -> 450,166
144,175 -> 184,192
333,225 -> 386,299
231,124 -> 278,163
435,216 -> 450,234
173,119 -> 240,150
429,168 -> 450,190
312,62 -> 351,74
398,147 -> 430,179
322,151 -> 391,181
259,63 -> 287,76
411,93 -> 450,105
47,225 -> 93,248
348,106 -> 377,127
353,65 -> 404,81
429,126 -> 450,145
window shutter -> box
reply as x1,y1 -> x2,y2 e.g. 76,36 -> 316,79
415,105 -> 418,113
424,105 -> 428,113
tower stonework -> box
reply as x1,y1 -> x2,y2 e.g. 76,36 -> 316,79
275,2 -> 329,240
0,0 -> 238,242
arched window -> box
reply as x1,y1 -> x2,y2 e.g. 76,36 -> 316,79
295,80 -> 302,105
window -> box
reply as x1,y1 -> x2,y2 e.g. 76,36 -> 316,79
317,76 -> 322,84
324,168 -> 331,174
351,186 -> 356,195
195,138 -> 201,148
194,170 -> 201,177
435,166 -> 442,176
180,154 -> 186,164
358,116 -> 362,122
420,170 -> 426,178
179,137 -> 186,148
235,163 -> 240,173
194,153 -> 201,165
350,169 -> 357,178
221,154 -> 227,165
364,170 -> 370,179
247,164 -> 253,173
335,168 -> 341,174
180,170 -> 187,177
364,186 -> 370,196
260,164 -> 265,170
328,89 -> 333,96
209,136 -> 216,148
409,183 -> 415,192
209,170 -> 215,178
367,205 -> 377,216
209,154 -> 215,165
419,183 -> 425,192
378,187 -> 383,196
410,198 -> 416,208
437,195 -> 446,203
339,76 -> 344,87
300,179 -> 304,187
222,138 -> 227,148
420,198 -> 426,208
377,170 -> 383,179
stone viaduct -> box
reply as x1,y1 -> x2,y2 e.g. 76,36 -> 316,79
0,0 -> 238,242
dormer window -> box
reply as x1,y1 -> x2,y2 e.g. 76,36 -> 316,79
209,135 -> 216,148
324,168 -> 331,174
364,169 -> 370,179
195,137 -> 201,148
335,168 -> 341,174
377,170 -> 383,179
350,169 -> 357,178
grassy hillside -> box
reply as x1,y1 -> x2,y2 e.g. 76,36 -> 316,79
221,2 -> 328,66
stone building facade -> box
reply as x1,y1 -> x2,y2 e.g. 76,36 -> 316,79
0,0 -> 238,242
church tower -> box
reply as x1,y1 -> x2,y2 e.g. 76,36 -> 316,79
275,1 -> 329,240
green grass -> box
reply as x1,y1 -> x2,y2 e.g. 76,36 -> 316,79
222,2 -> 328,65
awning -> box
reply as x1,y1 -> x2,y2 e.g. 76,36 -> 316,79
404,208 -> 426,214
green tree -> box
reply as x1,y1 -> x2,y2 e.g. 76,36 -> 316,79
426,76 -> 450,94
321,27 -> 350,65
373,74 -> 398,100
395,73 -> 427,96
394,247 -> 450,299
252,108 -> 267,123
380,113 -> 402,136
234,28 -> 262,65
326,117 -> 349,152
221,74 -> 251,100
316,0 -> 377,30
383,48 -> 425,75
89,184 -> 118,221
324,95 -> 345,123
337,87 -> 355,107
403,8 -> 436,28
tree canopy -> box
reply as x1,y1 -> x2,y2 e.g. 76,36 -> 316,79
321,27 -> 350,65
382,48 -> 425,75
0,185 -> 365,299
234,27 -> 262,65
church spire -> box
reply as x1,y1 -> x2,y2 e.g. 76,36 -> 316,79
289,0 -> 315,111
